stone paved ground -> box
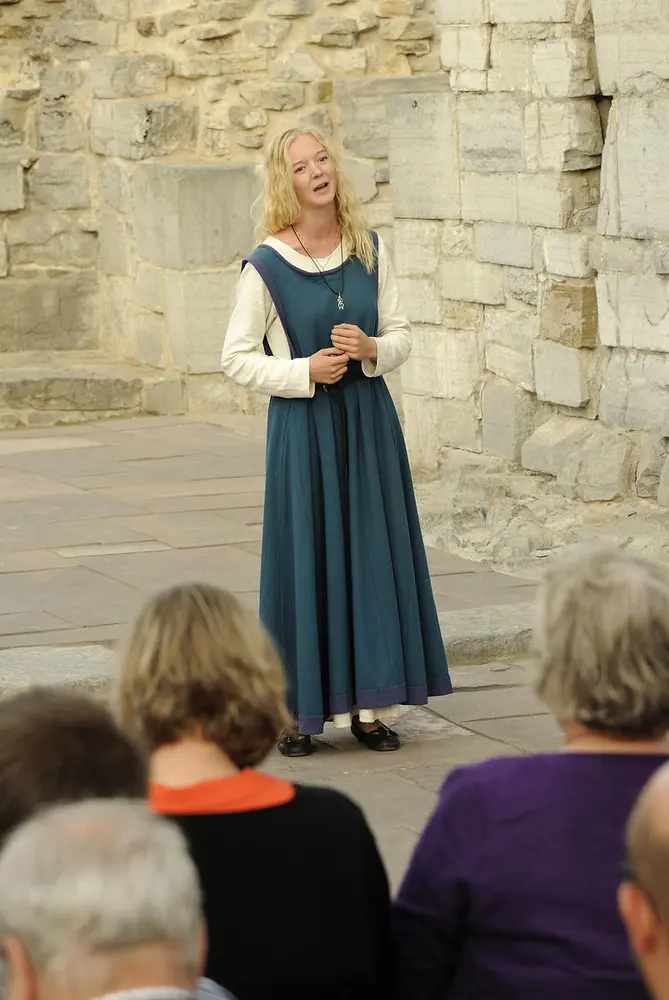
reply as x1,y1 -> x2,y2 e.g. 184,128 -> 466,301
0,413 -> 560,886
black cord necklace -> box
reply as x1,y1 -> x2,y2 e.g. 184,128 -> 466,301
291,225 -> 345,310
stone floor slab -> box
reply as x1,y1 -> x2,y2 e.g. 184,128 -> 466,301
464,714 -> 561,753
78,544 -> 261,593
430,686 -> 548,723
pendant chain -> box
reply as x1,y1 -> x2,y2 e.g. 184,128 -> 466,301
291,225 -> 345,310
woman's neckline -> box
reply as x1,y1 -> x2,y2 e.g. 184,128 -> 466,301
265,235 -> 344,264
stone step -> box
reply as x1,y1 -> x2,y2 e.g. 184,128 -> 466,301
0,351 -> 185,429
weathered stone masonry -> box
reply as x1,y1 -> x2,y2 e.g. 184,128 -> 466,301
2,0 -> 669,512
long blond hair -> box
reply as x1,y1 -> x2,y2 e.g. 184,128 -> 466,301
259,127 -> 376,273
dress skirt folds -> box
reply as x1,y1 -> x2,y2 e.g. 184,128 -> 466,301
244,238 -> 452,736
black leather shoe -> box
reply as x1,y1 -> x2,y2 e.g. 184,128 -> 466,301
278,733 -> 314,757
351,718 -> 401,752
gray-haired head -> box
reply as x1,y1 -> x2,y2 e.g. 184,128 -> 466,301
535,544 -> 669,737
0,799 -> 203,992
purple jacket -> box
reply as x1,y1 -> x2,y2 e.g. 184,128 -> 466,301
394,753 -> 667,1000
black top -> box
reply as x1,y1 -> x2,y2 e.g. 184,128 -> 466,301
165,785 -> 393,1000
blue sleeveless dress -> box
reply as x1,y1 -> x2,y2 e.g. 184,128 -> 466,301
243,236 -> 452,735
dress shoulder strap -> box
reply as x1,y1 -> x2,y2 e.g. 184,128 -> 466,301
241,246 -> 295,359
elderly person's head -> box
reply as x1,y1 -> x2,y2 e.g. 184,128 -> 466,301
619,762 -> 669,1000
117,583 -> 291,767
0,799 -> 205,1000
535,545 -> 669,740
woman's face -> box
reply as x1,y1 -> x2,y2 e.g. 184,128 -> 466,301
288,133 -> 337,212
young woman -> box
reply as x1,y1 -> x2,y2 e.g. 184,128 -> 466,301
221,127 -> 452,757
116,583 -> 393,1000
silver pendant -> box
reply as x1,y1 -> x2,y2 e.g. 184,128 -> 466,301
337,294 -> 345,310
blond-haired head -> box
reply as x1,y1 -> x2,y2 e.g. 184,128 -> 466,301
116,584 -> 291,767
260,127 -> 376,272
535,544 -> 669,738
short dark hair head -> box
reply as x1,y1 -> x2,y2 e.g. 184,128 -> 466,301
0,687 -> 148,846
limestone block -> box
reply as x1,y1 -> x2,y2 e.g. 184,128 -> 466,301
53,20 -> 118,57
441,260 -> 504,305
40,69 -> 83,106
597,271 -> 669,353
36,109 -> 85,152
521,413 -> 591,474
310,17 -> 358,45
173,53 -> 267,78
462,173 -> 519,223
99,160 -> 133,213
393,219 -> 439,278
136,264 -> 165,315
30,155 -> 90,210
635,434 -> 668,499
440,25 -> 490,70
132,163 -> 259,270
402,325 -> 482,399
483,306 -> 537,390
271,49 -> 325,81
89,56 -> 169,99
380,17 -> 432,39
474,223 -> 532,268
0,237 -> 7,279
6,214 -> 97,270
239,82 -> 304,110
659,458 -> 669,509
458,93 -> 524,173
403,394 -> 481,470
267,0 -> 313,12
165,269 -> 240,373
556,424 -> 633,501
491,0 -> 583,19
134,312 -> 167,369
599,349 -> 669,432
242,20 -> 291,46
388,93 -> 459,219
450,70 -> 487,92
505,268 -> 538,306
539,278 -> 597,348
91,100 -> 197,160
534,339 -> 590,407
435,0 -> 489,22
342,157 -> 377,203
397,277 -> 442,324
0,161 -> 23,212
317,49 -> 367,74
442,221 -> 474,258
335,74 -> 449,158
229,104 -> 268,129
0,273 -> 98,352
298,109 -> 333,136
518,173 -> 583,229
98,212 -> 132,277
543,230 -> 594,277
591,0 -> 669,96
442,300 -> 483,330
488,35 -> 533,93
591,236 -> 650,273
525,100 -> 602,172
533,39 -> 597,98
482,375 -> 549,461
599,98 -> 669,240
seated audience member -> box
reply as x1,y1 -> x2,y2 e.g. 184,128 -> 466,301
0,799 -> 205,1000
620,761 -> 669,1000
394,544 -> 669,1000
116,583 -> 393,1000
0,687 -> 231,1000
0,687 -> 147,844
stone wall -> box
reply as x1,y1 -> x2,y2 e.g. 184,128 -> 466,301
2,0 -> 669,506
388,0 -> 669,510
0,0 -> 438,413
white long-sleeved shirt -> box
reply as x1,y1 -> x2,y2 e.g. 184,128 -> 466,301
220,235 -> 411,398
